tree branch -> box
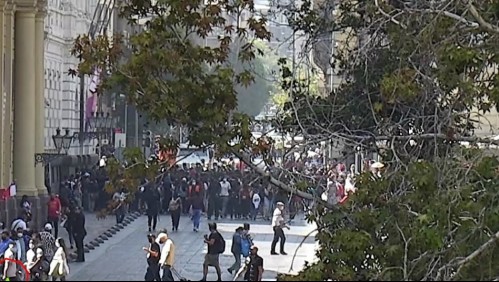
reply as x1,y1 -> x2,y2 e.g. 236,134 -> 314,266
338,132 -> 499,146
374,0 -> 407,29
451,230 -> 499,280
467,0 -> 499,34
436,230 -> 499,280
231,150 -> 336,209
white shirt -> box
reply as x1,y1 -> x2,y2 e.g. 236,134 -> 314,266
271,208 -> 284,227
159,239 -> 173,265
220,181 -> 231,197
26,249 -> 36,269
4,248 -> 17,277
252,193 -> 261,209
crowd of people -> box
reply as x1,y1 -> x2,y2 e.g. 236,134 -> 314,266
0,193 -> 87,281
142,221 -> 266,282
0,149 -> 381,281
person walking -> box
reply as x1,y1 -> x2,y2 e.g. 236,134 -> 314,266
158,232 -> 175,281
234,246 -> 264,281
49,238 -> 70,281
143,234 -> 161,281
168,193 -> 182,232
70,206 -> 86,262
270,202 -> 288,255
47,195 -> 62,238
201,223 -> 224,281
227,227 -> 243,276
146,187 -> 161,232
61,207 -> 74,249
3,241 -> 18,281
190,191 -> 205,232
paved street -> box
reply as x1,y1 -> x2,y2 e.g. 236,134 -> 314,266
59,212 -> 116,250
68,214 -> 318,281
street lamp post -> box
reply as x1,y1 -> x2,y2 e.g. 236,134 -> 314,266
72,111 -> 116,157
34,128 -> 74,165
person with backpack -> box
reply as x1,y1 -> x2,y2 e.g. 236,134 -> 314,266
201,223 -> 224,281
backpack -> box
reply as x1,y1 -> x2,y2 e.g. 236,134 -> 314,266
241,237 -> 251,257
215,232 -> 226,254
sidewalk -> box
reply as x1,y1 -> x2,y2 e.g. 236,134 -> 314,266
68,214 -> 318,281
58,212 -> 116,252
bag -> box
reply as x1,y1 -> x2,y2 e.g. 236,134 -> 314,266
241,237 -> 251,257
215,233 -> 226,254
169,199 -> 180,211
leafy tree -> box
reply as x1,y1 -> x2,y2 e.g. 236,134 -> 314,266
274,0 -> 499,280
70,0 -> 272,211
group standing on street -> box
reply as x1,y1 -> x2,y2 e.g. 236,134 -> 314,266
142,221 -> 266,282
0,180 -> 87,281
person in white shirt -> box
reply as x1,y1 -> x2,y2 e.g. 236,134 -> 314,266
3,242 -> 17,280
251,192 -> 261,220
157,232 -> 175,281
219,178 -> 231,217
270,202 -> 288,255
25,239 -> 37,269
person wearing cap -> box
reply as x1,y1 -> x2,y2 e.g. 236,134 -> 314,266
143,234 -> 161,281
234,245 -> 264,281
270,202 -> 288,255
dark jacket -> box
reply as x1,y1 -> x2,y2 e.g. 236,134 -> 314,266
70,211 -> 86,238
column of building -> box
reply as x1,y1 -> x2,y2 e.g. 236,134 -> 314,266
13,0 -> 37,197
35,1 -> 46,196
0,1 -> 5,187
2,0 -> 14,189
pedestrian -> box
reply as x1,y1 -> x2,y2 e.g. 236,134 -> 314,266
146,187 -> 161,232
49,238 -> 70,281
158,232 -> 175,281
234,245 -> 264,281
270,202 -> 288,255
239,186 -> 251,219
20,195 -> 32,222
241,223 -> 253,259
29,247 -> 50,281
201,222 -> 224,281
3,241 -> 18,281
47,195 -> 62,238
207,178 -> 221,221
168,193 -> 182,232
14,226 -> 27,262
34,223 -> 56,260
143,234 -> 161,281
112,189 -> 126,224
61,207 -> 74,249
190,191 -> 204,232
227,227 -> 243,276
219,177 -> 231,218
26,239 -> 37,269
70,206 -> 86,262
251,190 -> 261,220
